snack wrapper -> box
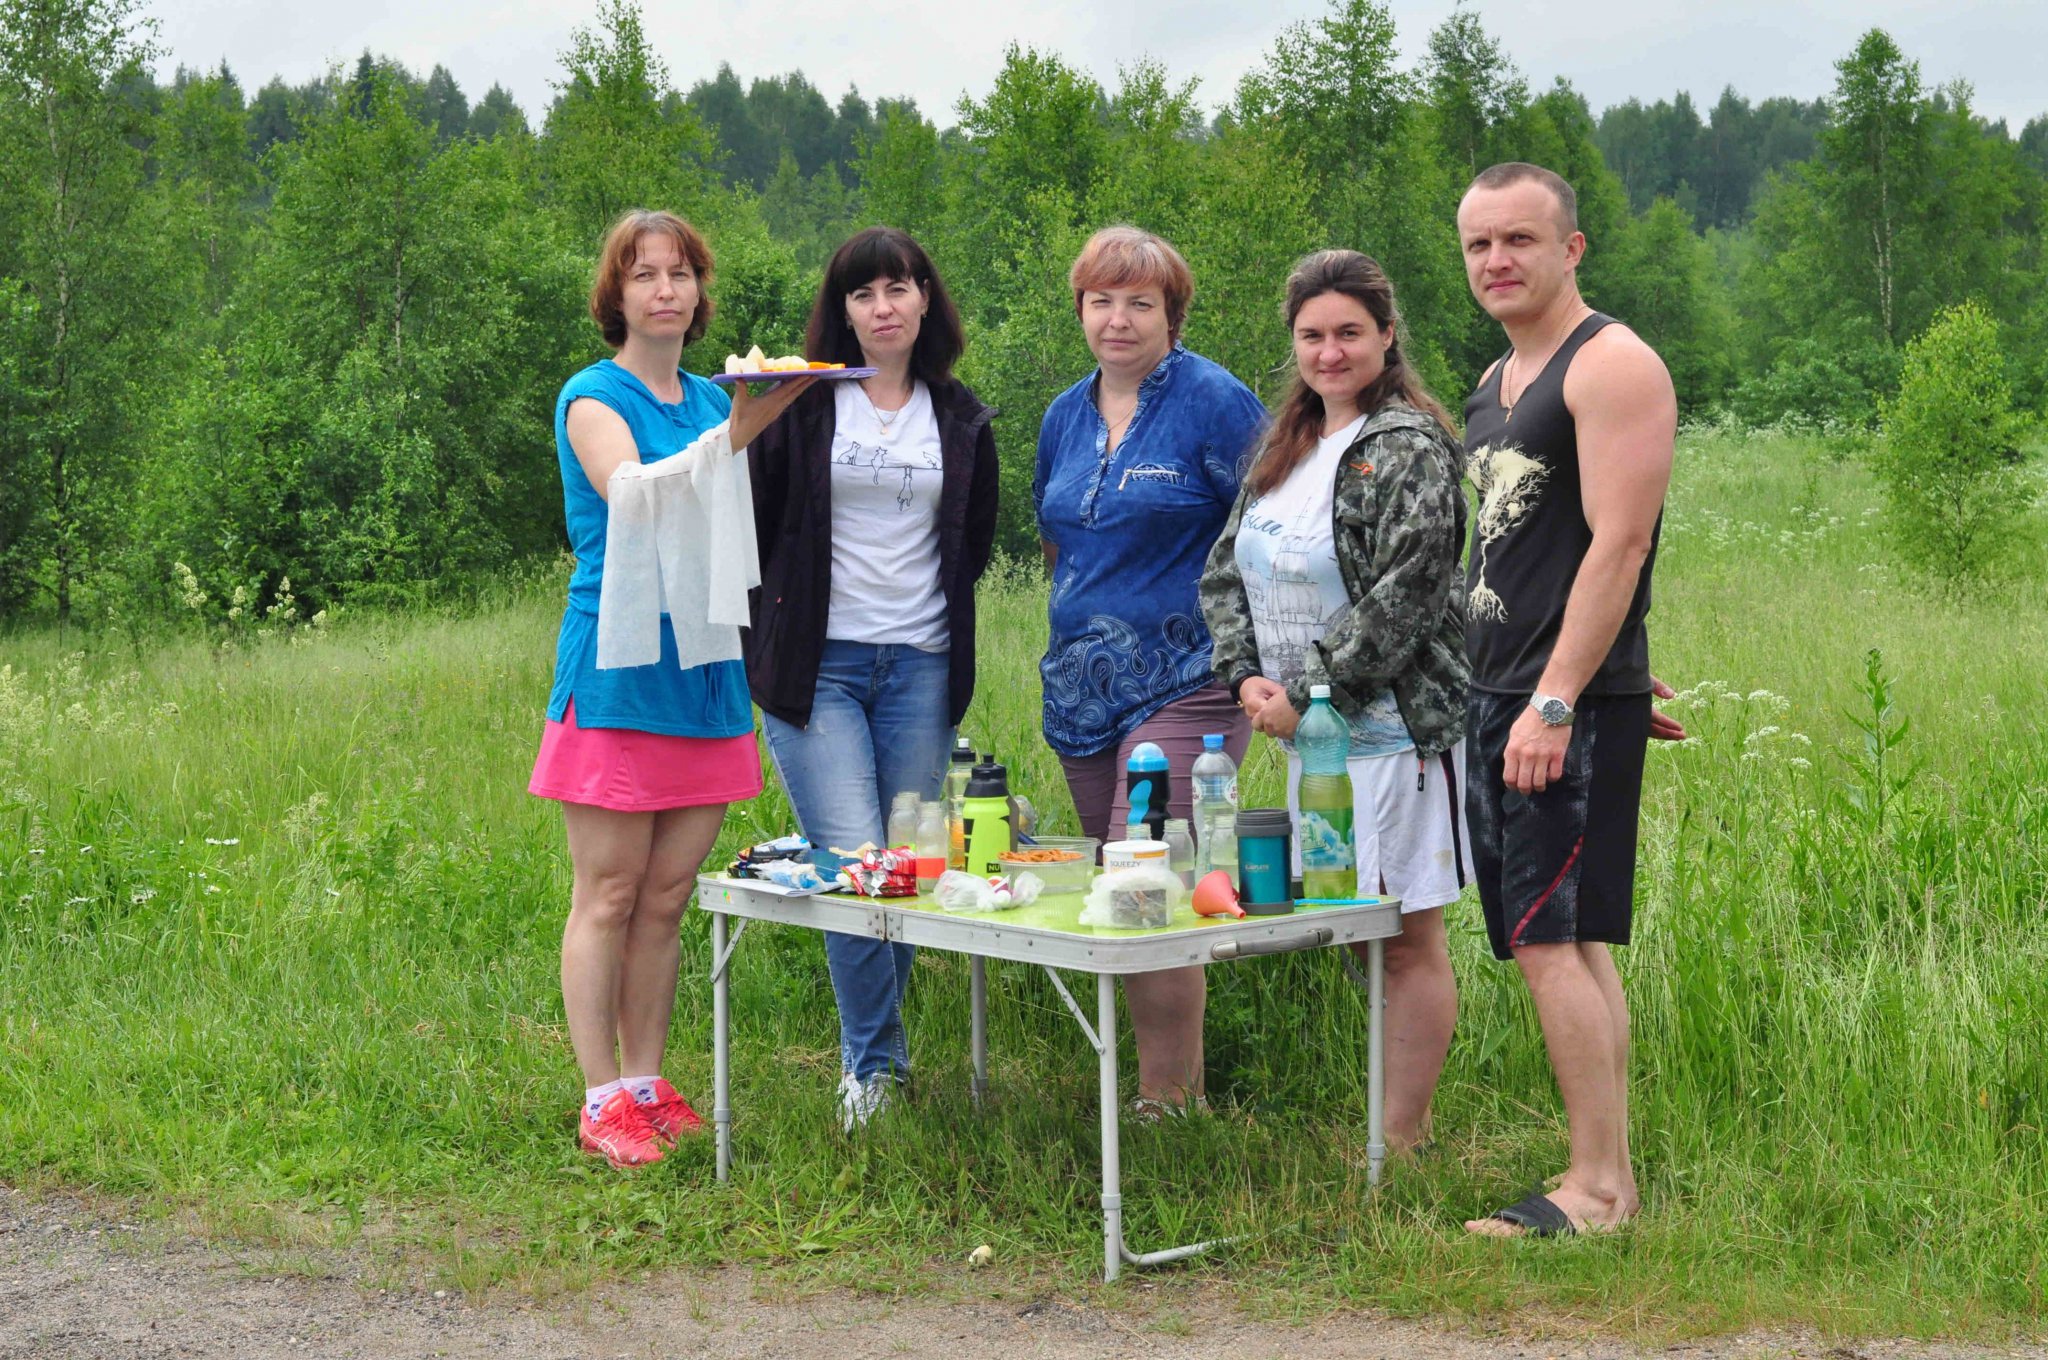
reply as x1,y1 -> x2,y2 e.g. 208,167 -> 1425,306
759,860 -> 829,892
838,845 -> 918,898
729,834 -> 812,879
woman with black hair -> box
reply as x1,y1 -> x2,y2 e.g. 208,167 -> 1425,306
746,227 -> 999,1131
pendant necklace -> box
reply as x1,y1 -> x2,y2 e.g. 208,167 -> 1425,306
863,379 -> 910,442
1501,305 -> 1589,421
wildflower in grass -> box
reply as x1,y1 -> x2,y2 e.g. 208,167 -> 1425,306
172,561 -> 208,613
203,837 -> 240,846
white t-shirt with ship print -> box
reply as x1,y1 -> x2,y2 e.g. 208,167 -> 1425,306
826,379 -> 948,650
1234,414 -> 1411,757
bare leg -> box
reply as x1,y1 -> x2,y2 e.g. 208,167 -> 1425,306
561,803 -> 655,1089
1466,941 -> 1633,1235
1124,967 -> 1205,1103
616,804 -> 727,1079
1581,942 -> 1638,1214
1353,906 -> 1456,1152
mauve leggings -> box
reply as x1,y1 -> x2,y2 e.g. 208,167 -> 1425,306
1057,685 -> 1251,842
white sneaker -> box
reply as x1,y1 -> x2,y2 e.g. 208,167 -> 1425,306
838,1072 -> 895,1133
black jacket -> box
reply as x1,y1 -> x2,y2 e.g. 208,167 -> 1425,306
744,378 -> 999,729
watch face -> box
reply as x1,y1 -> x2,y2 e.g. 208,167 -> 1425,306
1537,697 -> 1570,725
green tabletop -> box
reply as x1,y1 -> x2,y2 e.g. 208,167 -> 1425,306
889,888 -> 1390,941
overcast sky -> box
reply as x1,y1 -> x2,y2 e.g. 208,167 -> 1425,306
140,0 -> 2048,133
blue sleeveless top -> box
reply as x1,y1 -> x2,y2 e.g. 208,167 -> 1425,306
546,359 -> 751,737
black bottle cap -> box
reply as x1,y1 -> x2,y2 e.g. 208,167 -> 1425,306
964,758 -> 1009,797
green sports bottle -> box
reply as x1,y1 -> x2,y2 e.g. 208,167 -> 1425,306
960,756 -> 1015,877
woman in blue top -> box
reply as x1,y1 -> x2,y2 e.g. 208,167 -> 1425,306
1034,226 -> 1265,1116
529,209 -> 814,1169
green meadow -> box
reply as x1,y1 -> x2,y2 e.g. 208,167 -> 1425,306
1,428 -> 2043,1337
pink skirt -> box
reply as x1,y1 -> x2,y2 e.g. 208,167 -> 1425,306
529,699 -> 763,812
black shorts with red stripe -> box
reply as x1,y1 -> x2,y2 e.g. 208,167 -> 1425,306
1465,690 -> 1651,962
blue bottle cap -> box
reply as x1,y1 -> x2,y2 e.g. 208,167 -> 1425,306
1202,734 -> 1224,750
1128,741 -> 1168,771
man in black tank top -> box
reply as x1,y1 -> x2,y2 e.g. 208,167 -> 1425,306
1454,163 -> 1681,1240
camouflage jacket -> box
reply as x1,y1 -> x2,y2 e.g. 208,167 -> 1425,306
1198,402 -> 1471,759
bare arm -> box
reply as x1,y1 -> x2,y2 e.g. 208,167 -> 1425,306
565,398 -> 641,500
566,376 -> 819,502
1040,537 -> 1057,573
1504,327 -> 1676,793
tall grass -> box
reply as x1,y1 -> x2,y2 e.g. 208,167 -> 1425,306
1,430 -> 2043,1334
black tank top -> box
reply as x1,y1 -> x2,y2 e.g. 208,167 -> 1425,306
1461,312 -> 1658,697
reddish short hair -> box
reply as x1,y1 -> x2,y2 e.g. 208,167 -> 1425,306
588,209 -> 716,349
1068,226 -> 1194,341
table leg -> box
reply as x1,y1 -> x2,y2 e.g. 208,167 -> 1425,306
1367,936 -> 1386,1188
970,956 -> 989,1105
712,910 -> 732,1184
1097,971 -> 1121,1284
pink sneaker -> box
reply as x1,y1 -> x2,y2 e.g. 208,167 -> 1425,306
641,1078 -> 704,1146
578,1089 -> 664,1168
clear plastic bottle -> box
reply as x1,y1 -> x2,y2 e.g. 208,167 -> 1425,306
914,800 -> 948,893
1163,818 -> 1196,889
1190,733 -> 1239,877
945,738 -> 976,870
887,791 -> 920,850
1296,684 -> 1358,899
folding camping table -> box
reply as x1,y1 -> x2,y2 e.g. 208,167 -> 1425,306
696,876 -> 1402,1282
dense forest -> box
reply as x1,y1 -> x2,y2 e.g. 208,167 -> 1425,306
1,0 -> 2043,625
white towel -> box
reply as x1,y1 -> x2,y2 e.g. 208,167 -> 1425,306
595,423 -> 760,672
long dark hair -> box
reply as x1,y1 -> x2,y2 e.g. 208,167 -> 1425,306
805,226 -> 965,385
1244,250 -> 1455,497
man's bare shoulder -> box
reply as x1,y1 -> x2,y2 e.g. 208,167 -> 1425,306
1563,322 -> 1675,412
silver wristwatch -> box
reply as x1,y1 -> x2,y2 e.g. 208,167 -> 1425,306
1530,694 -> 1575,727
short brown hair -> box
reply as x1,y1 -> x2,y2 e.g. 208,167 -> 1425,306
1466,162 -> 1579,235
1068,226 -> 1194,341
588,209 -> 715,349
805,227 -> 966,385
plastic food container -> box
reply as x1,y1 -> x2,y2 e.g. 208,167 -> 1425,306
997,835 -> 1099,894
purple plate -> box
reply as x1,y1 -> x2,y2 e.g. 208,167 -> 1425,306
710,366 -> 878,385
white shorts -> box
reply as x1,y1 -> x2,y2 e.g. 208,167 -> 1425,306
1285,741 -> 1474,913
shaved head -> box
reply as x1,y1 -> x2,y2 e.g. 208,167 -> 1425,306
1466,162 -> 1579,236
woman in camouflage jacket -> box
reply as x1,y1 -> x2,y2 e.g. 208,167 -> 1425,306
1197,250 -> 1471,1152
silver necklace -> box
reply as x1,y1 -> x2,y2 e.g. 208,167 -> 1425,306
862,379 -> 912,440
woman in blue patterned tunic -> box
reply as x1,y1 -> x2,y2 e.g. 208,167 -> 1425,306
1034,226 -> 1265,1116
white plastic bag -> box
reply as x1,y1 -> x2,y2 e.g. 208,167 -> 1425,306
933,869 -> 1045,913
1079,865 -> 1185,929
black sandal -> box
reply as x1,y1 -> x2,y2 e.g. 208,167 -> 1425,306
1486,1190 -> 1577,1237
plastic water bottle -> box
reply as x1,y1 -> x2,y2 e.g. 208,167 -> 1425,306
887,791 -> 920,850
1190,734 -> 1239,877
1163,818 -> 1196,888
946,738 -> 976,870
1296,685 -> 1358,899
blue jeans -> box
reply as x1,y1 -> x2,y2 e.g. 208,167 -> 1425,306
762,641 -> 954,1081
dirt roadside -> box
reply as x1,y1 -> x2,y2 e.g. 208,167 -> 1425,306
3,1188 -> 2039,1360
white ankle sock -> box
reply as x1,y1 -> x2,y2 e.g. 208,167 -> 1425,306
584,1079 -> 624,1120
623,1074 -> 661,1104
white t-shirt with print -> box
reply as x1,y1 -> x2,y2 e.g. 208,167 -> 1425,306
1233,414 -> 1412,757
826,380 -> 949,650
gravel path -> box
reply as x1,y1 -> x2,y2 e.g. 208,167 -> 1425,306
3,1188 -> 2038,1360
